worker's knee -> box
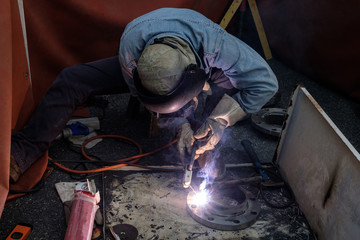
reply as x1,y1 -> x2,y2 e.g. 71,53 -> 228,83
56,65 -> 86,86
54,66 -> 76,87
52,65 -> 93,105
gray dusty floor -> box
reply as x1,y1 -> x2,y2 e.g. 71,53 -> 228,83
0,58 -> 359,239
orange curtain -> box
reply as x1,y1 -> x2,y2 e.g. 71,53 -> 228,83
0,0 -> 33,216
23,0 -> 230,105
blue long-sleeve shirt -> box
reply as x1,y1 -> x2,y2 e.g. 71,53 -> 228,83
119,8 -> 278,113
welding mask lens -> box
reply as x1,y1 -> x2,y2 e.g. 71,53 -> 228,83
150,98 -> 198,118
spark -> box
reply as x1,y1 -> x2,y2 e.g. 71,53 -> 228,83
199,179 -> 207,191
192,189 -> 210,206
190,166 -> 215,206
189,175 -> 212,206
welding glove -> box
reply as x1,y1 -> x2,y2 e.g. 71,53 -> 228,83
177,121 -> 195,167
194,94 -> 247,156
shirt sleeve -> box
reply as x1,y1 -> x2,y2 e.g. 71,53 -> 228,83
118,44 -> 139,97
207,33 -> 278,113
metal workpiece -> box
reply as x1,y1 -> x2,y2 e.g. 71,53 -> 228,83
186,184 -> 260,231
251,108 -> 287,137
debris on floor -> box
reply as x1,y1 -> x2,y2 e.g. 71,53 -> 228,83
105,172 -> 314,239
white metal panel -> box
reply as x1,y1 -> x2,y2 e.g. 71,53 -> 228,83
275,85 -> 360,240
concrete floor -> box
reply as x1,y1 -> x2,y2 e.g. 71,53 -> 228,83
0,56 -> 359,239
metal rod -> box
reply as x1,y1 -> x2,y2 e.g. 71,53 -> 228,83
215,175 -> 263,185
109,163 -> 255,171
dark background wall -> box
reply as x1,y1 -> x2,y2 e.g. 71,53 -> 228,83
256,0 -> 360,101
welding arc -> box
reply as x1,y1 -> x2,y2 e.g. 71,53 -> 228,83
49,134 -> 178,174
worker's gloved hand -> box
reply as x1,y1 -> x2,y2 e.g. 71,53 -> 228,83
177,121 -> 194,166
194,118 -> 226,156
194,94 -> 247,156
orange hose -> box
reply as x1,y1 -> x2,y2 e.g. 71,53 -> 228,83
49,135 -> 178,174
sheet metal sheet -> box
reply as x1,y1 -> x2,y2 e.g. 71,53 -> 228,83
275,85 -> 360,240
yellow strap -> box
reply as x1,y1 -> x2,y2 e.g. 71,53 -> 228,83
248,0 -> 272,60
220,0 -> 243,29
220,0 -> 272,60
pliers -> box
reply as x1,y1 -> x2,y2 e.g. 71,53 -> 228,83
241,139 -> 284,187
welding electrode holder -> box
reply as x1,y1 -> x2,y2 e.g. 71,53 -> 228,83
183,168 -> 193,188
182,141 -> 198,188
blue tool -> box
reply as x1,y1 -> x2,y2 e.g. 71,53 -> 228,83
62,122 -> 92,138
241,139 -> 270,180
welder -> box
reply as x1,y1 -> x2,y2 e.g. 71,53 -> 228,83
10,8 -> 278,183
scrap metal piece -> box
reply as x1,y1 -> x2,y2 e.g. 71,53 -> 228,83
251,108 -> 286,137
186,184 -> 260,230
110,224 -> 138,240
275,85 -> 360,239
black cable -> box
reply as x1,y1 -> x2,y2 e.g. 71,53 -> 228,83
259,181 -> 295,209
70,162 -> 89,180
247,160 -> 295,209
9,178 -> 45,194
65,138 -> 102,161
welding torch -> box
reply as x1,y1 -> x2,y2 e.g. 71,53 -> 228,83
182,141 -> 197,188
182,131 -> 213,189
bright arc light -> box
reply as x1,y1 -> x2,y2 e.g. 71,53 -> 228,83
193,190 -> 210,206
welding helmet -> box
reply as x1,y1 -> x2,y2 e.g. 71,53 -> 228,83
133,38 -> 207,117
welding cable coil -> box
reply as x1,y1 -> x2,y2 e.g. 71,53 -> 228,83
50,134 -> 178,174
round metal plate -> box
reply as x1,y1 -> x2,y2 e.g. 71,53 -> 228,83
251,108 -> 287,137
186,186 -> 261,231
110,223 -> 138,240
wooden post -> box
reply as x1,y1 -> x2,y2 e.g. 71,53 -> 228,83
220,0 -> 273,60
248,0 -> 272,60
